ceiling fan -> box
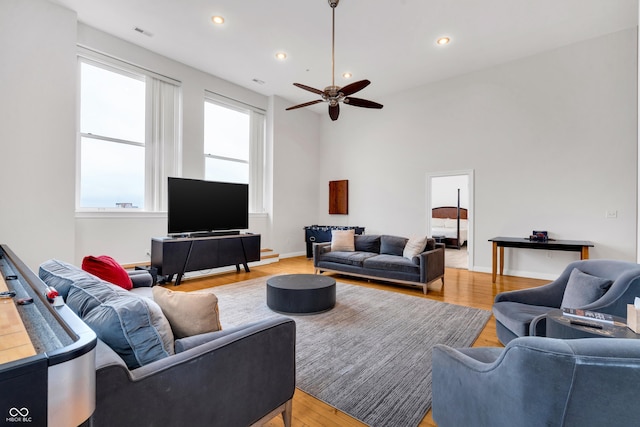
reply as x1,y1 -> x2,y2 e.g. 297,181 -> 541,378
286,0 -> 383,121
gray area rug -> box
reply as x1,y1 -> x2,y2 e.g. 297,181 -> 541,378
213,277 -> 491,427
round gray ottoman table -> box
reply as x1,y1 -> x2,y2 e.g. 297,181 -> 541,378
266,274 -> 336,314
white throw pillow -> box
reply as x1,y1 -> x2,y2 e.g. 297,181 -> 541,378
403,236 -> 428,260
331,229 -> 355,251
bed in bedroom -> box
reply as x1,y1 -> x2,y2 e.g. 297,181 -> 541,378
431,206 -> 468,249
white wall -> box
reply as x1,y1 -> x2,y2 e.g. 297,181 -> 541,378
431,175 -> 469,209
269,96 -> 322,257
0,0 -> 77,269
318,29 -> 638,280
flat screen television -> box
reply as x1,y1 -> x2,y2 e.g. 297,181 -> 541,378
167,177 -> 249,235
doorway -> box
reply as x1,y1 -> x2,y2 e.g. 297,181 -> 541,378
426,170 -> 474,270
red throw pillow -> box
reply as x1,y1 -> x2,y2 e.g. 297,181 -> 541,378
82,255 -> 133,291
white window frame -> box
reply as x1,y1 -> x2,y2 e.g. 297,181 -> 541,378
204,91 -> 265,213
76,48 -> 181,214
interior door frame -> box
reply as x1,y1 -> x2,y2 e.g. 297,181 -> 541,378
426,169 -> 475,270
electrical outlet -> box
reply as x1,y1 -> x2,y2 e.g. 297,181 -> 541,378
606,210 -> 618,219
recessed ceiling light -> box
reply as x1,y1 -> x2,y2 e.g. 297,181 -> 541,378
436,37 -> 451,46
342,72 -> 352,79
275,52 -> 287,60
211,16 -> 224,25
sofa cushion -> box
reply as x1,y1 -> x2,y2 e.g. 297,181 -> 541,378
363,254 -> 419,274
40,259 -> 99,299
320,251 -> 378,267
492,301 -> 553,337
380,235 -> 408,256
40,259 -> 175,369
152,286 -> 222,338
561,268 -> 613,309
355,235 -> 381,253
81,255 -> 133,290
331,229 -> 355,251
403,236 -> 428,260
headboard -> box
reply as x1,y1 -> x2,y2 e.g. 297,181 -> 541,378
432,206 -> 468,220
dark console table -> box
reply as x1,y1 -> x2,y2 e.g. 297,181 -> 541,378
304,225 -> 365,258
151,233 -> 260,286
488,237 -> 594,283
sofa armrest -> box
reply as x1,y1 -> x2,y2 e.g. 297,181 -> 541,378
494,279 -> 566,307
93,317 -> 296,427
418,245 -> 445,284
313,242 -> 332,267
173,323 -> 254,353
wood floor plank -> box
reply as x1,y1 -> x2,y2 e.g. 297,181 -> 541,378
170,256 -> 546,426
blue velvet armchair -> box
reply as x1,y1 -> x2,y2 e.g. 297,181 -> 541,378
432,337 -> 640,427
492,259 -> 640,344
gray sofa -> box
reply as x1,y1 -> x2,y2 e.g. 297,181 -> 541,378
432,336 -> 640,427
313,234 -> 445,294
38,259 -> 296,427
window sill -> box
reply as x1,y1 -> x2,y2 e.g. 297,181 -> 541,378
75,211 -> 167,219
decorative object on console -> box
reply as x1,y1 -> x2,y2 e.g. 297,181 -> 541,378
329,179 -> 348,214
82,254 -> 133,290
529,230 -> 549,241
285,0 -> 383,121
152,286 -> 222,338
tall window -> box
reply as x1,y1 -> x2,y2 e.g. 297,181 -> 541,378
78,52 -> 180,212
204,101 -> 249,184
204,93 -> 265,212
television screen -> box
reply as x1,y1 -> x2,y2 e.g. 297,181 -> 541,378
167,177 -> 249,235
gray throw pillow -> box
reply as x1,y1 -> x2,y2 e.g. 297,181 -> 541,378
380,235 -> 408,256
561,268 -> 613,309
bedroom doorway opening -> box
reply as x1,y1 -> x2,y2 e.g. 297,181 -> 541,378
427,170 -> 474,270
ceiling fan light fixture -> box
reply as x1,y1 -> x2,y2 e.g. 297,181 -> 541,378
436,36 -> 451,46
211,16 -> 224,25
286,0 -> 382,121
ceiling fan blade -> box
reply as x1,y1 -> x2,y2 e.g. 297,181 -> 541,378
329,104 -> 340,121
286,99 -> 324,111
344,97 -> 383,109
293,83 -> 324,95
339,79 -> 371,96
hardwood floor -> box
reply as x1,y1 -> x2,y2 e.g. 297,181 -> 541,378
173,257 -> 547,427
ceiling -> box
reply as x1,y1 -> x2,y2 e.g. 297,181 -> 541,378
51,0 -> 638,110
